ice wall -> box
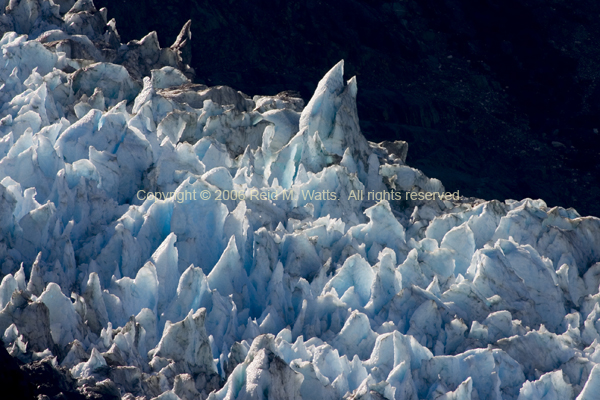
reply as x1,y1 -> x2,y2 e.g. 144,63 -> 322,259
1,1 -> 600,399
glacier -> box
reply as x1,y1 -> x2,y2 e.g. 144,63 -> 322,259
1,1 -> 600,399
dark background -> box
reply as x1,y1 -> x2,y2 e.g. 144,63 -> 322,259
95,0 -> 600,217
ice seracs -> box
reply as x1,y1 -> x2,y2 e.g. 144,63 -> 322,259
1,1 -> 600,399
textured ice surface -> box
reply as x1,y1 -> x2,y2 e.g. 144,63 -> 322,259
1,2 -> 600,399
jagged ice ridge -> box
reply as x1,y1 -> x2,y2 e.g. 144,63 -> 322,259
1,1 -> 600,399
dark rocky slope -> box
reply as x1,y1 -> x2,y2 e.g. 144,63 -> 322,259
96,0 -> 600,217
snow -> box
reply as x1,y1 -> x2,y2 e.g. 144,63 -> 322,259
149,308 -> 217,376
577,364 -> 600,400
518,371 -> 573,400
37,282 -> 83,347
1,2 -> 600,399
71,347 -> 107,379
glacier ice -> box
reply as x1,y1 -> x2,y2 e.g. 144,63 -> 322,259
1,1 -> 600,399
